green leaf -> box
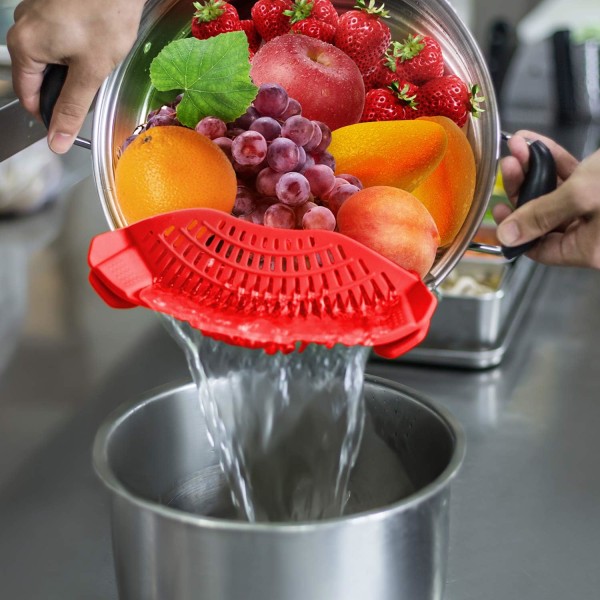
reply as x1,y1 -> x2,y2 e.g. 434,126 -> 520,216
150,32 -> 258,128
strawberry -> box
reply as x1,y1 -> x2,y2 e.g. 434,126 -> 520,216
334,0 -> 392,76
291,18 -> 336,43
360,81 -> 419,122
191,0 -> 242,40
283,0 -> 339,27
240,19 -> 262,56
387,35 -> 444,85
251,0 -> 294,42
416,75 -> 484,127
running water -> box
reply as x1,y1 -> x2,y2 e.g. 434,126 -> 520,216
163,316 -> 370,522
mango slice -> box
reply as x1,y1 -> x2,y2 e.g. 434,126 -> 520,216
328,120 -> 448,192
411,116 -> 476,247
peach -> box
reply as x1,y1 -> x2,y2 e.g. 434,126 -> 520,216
250,34 -> 365,131
411,116 -> 477,247
336,186 -> 440,279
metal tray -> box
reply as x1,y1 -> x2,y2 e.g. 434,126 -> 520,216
376,256 -> 546,369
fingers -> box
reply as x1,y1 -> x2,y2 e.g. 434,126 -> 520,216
10,64 -> 45,121
511,130 -> 579,181
491,202 -> 512,225
6,25 -> 46,120
47,63 -> 102,153
496,184 -> 576,247
499,155 -> 525,201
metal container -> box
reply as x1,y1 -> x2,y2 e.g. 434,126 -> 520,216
396,256 -> 546,368
93,376 -> 465,600
90,0 -> 501,288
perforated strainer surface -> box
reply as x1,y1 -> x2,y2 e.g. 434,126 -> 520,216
88,208 -> 437,356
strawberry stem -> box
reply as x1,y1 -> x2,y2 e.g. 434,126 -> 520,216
283,0 -> 315,24
354,0 -> 390,19
392,35 -> 425,62
193,0 -> 226,23
389,81 -> 418,109
469,84 -> 485,118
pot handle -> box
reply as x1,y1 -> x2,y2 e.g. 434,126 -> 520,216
39,64 -> 92,150
469,133 -> 557,260
500,136 -> 557,259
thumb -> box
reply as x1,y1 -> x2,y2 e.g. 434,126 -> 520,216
496,186 -> 574,247
47,64 -> 102,154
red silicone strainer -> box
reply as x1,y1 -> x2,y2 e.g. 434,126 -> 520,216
88,208 -> 437,358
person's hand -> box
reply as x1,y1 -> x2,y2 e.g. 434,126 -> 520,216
494,130 -> 600,269
7,0 -> 146,154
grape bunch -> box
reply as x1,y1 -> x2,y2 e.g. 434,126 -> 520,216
200,83 -> 364,231
122,83 -> 363,231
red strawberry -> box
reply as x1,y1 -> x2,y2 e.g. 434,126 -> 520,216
387,35 -> 444,85
240,19 -> 262,55
291,18 -> 336,43
362,52 -> 403,89
360,82 -> 419,122
334,0 -> 392,76
416,75 -> 484,127
283,0 -> 339,27
191,0 -> 242,40
251,0 -> 294,41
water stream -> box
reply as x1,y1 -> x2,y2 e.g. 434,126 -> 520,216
163,315 -> 371,522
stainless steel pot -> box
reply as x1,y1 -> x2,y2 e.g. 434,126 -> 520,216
41,0 -> 559,280
93,375 -> 465,600
87,0 -> 501,288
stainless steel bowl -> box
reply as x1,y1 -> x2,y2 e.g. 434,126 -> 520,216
91,0 -> 500,288
93,375 -> 465,600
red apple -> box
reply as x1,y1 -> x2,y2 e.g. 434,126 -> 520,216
250,34 -> 365,131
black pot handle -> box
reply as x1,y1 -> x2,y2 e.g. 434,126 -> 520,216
501,137 -> 557,260
39,63 -> 92,150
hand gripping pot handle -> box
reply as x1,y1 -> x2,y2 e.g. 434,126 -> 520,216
469,134 -> 557,261
500,139 -> 557,260
39,63 -> 92,150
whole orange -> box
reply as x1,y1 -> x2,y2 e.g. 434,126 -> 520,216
115,126 -> 237,224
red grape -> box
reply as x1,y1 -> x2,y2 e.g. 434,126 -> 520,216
303,164 -> 336,197
253,83 -> 289,118
233,184 -> 257,216
264,203 -> 296,228
326,183 -> 360,216
267,138 -> 300,172
313,121 -> 332,153
314,151 -> 336,171
255,167 -> 284,197
213,136 -> 233,158
337,173 -> 364,189
195,116 -> 227,139
279,97 -> 302,120
231,131 -> 268,165
302,205 -> 336,231
303,122 -> 323,152
282,115 -> 314,146
295,201 -> 318,227
275,172 -> 311,207
250,117 -> 282,141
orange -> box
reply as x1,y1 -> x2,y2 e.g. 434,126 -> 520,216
328,120 -> 448,192
115,126 -> 237,225
411,116 -> 476,247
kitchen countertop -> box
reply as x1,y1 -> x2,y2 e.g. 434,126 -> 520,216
1,136 -> 600,599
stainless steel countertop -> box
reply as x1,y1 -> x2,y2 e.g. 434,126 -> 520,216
1,148 -> 600,599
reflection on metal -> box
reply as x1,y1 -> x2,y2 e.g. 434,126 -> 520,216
0,99 -> 48,162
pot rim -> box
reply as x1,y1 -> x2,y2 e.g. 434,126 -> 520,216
92,373 -> 466,532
